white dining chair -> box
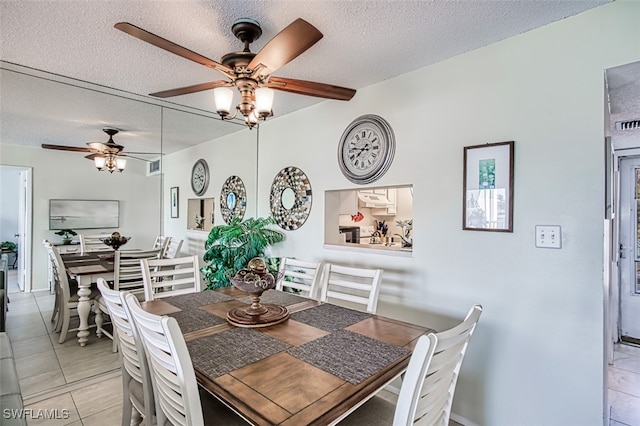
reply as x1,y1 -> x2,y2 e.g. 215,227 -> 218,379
79,233 -> 113,255
151,235 -> 171,258
94,248 -> 162,351
339,305 -> 483,426
275,257 -> 323,299
96,279 -> 154,426
319,263 -> 383,313
140,255 -> 201,301
48,245 -> 101,343
163,238 -> 183,259
124,293 -> 246,426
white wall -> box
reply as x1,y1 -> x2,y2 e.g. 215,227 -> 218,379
250,3 -> 639,425
0,144 -> 161,291
162,128 -> 257,262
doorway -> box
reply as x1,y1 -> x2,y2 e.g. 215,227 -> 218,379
618,157 -> 640,344
0,165 -> 32,292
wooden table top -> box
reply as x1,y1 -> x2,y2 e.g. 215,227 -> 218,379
63,252 -> 114,275
141,287 -> 434,426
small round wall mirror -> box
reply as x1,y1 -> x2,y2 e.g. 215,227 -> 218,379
220,176 -> 247,224
270,166 -> 312,231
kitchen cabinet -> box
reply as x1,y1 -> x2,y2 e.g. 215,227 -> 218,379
371,188 -> 397,216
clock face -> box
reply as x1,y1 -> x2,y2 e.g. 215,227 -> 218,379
338,115 -> 395,184
191,159 -> 209,196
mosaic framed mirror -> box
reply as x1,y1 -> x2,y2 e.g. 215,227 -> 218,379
220,175 -> 247,224
270,166 -> 312,231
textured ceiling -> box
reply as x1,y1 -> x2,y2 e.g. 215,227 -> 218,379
0,0 -> 620,154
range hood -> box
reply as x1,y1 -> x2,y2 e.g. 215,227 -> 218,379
357,192 -> 393,207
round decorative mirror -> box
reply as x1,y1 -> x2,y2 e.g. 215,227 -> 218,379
270,166 -> 312,230
220,176 -> 247,223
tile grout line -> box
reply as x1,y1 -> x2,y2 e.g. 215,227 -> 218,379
23,369 -> 122,406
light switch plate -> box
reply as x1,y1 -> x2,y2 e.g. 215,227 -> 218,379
535,225 -> 562,249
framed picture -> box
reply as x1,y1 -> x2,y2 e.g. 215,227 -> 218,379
170,187 -> 179,218
49,199 -> 119,229
463,141 -> 514,232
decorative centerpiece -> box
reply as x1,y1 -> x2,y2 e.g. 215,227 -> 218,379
226,257 -> 289,328
100,232 -> 130,250
55,229 -> 77,245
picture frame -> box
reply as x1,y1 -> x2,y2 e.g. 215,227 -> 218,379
49,199 -> 119,229
170,187 -> 179,218
463,141 -> 514,232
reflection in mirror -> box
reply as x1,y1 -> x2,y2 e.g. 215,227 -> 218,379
324,185 -> 413,253
227,192 -> 237,210
281,187 -> 296,210
187,198 -> 215,232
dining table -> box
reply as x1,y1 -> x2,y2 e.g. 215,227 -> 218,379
140,287 -> 435,425
62,251 -> 114,346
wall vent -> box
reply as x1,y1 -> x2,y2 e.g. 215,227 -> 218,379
146,159 -> 161,177
615,119 -> 640,131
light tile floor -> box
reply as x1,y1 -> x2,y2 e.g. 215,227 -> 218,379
5,272 -> 640,425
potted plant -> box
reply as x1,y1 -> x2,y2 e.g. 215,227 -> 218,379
0,241 -> 17,252
54,229 -> 77,245
201,216 -> 285,289
394,219 -> 413,248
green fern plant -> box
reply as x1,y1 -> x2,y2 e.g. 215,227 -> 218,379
201,216 -> 285,289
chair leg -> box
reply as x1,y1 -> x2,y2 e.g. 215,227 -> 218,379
121,374 -> 133,426
94,304 -> 104,339
58,309 -> 71,344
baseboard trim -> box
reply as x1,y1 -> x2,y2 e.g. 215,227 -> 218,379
450,412 -> 479,426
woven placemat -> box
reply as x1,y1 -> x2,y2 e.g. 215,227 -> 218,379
287,329 -> 410,385
289,303 -> 371,332
187,328 -> 291,379
163,290 -> 234,310
167,309 -> 226,334
238,290 -> 309,306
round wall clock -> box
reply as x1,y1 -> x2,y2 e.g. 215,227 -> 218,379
338,114 -> 395,184
191,159 -> 210,196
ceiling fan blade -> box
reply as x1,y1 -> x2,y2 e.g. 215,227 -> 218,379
120,153 -> 152,162
84,153 -> 98,160
42,144 -> 93,153
266,76 -> 356,100
114,22 -> 235,79
87,142 -> 124,153
149,80 -> 230,98
248,19 -> 323,79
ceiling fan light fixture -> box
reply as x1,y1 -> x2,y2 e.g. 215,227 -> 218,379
116,157 -> 127,172
255,87 -> 274,118
94,156 -> 107,170
213,87 -> 234,116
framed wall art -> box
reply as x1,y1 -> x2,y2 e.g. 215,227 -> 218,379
463,141 -> 514,232
170,187 -> 179,218
49,199 -> 119,230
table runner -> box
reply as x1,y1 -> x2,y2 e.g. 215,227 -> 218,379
238,289 -> 309,307
167,309 -> 226,333
287,329 -> 410,385
289,303 -> 372,331
187,328 -> 291,378
162,290 -> 234,310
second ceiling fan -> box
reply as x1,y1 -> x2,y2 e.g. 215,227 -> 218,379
115,18 -> 356,128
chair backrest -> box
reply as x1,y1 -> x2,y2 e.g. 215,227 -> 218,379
79,233 -> 112,255
275,258 -> 323,299
96,279 -> 154,421
319,263 -> 383,313
152,236 -> 172,258
114,249 -> 163,297
163,238 -> 183,259
140,255 -> 201,301
124,293 -> 204,426
47,245 -> 74,303
394,305 -> 483,426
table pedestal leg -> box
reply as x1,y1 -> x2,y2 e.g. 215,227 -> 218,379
76,281 -> 91,346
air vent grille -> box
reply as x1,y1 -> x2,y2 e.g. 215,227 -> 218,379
615,119 -> 640,131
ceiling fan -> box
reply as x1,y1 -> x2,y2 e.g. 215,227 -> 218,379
115,18 -> 356,128
41,128 -> 159,173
